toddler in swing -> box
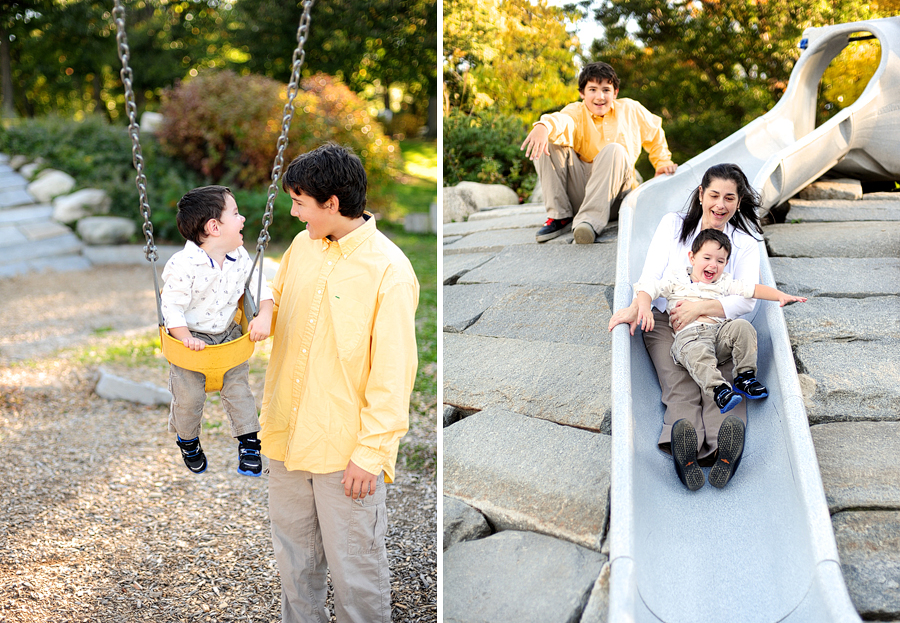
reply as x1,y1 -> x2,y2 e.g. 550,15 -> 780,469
160,185 -> 274,477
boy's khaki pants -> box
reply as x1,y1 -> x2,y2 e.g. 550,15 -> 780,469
671,319 -> 758,396
536,142 -> 634,234
644,311 -> 749,462
269,459 -> 391,623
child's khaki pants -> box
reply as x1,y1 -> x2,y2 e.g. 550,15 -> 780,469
268,459 -> 391,623
671,318 -> 758,397
167,321 -> 259,440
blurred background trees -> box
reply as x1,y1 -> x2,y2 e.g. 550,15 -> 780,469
444,0 -> 898,195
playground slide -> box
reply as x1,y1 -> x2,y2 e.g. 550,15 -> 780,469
607,17 -> 900,623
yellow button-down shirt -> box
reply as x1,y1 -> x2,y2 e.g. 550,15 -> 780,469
536,98 -> 675,187
259,215 -> 419,482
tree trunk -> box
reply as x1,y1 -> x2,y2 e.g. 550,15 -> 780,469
0,25 -> 16,118
426,96 -> 437,138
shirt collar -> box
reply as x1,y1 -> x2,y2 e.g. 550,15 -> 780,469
184,240 -> 238,267
320,212 -> 376,257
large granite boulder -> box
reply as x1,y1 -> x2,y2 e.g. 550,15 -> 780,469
76,216 -> 137,245
53,188 -> 112,224
27,169 -> 76,202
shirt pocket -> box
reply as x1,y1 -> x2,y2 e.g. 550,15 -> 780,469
326,291 -> 371,362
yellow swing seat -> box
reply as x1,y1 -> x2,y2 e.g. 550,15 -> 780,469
159,297 -> 255,393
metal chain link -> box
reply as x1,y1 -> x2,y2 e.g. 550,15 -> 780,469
112,0 -> 157,264
257,0 -> 315,254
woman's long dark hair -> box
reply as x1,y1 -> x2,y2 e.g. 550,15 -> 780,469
678,163 -> 764,245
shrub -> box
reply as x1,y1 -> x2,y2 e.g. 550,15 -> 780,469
443,108 -> 535,201
157,70 -> 402,217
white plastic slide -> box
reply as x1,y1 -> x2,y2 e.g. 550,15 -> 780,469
608,16 -> 900,623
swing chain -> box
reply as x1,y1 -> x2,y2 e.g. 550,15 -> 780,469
112,0 -> 157,265
257,0 -> 315,254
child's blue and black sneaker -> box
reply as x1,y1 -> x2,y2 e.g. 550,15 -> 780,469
176,435 -> 207,474
714,384 -> 742,414
237,435 -> 262,477
733,370 -> 768,400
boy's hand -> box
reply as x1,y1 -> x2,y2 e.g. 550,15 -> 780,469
637,304 -> 655,333
521,124 -> 550,161
181,336 -> 206,351
655,164 -> 678,177
248,316 -> 271,342
342,460 -> 379,500
778,293 -> 808,307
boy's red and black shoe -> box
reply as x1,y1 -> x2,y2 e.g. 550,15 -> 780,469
709,415 -> 745,489
535,217 -> 572,242
176,436 -> 207,474
671,419 -> 705,491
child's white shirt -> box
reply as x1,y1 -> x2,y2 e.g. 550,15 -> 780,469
634,265 -> 756,331
161,241 -> 273,333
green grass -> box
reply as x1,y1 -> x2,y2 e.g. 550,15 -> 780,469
74,334 -> 165,368
389,139 -> 437,218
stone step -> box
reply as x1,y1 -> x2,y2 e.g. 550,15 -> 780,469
443,497 -> 490,550
0,171 -> 27,192
764,221 -> 900,258
0,252 -> 91,278
443,530 -> 606,623
0,188 -> 36,209
782,296 -> 900,344
786,198 -> 900,222
443,407 -> 611,550
0,205 -> 53,225
443,251 -> 498,285
770,257 -> 900,297
82,244 -> 180,266
811,421 -> 900,514
443,210 -> 545,236
457,243 -> 617,286
467,203 -> 545,221
443,333 -> 610,431
0,232 -> 82,265
831,511 -> 900,618
796,340 -> 900,423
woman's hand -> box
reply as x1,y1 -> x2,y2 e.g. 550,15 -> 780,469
608,302 -> 640,335
669,299 -> 718,331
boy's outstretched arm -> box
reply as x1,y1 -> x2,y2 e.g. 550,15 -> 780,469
753,284 -> 808,307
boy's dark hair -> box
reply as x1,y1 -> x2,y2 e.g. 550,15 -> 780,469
282,142 -> 367,219
578,61 -> 620,92
692,228 -> 732,258
176,185 -> 233,245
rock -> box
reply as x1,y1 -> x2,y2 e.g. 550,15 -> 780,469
443,333 -> 610,431
832,510 -> 900,618
95,369 -> 172,406
443,251 -> 497,285
27,169 -> 76,203
9,155 -> 29,170
530,178 -> 543,204
52,188 -> 112,224
782,296 -> 899,345
785,197 -> 900,222
443,404 -> 460,428
796,341 -> 900,423
812,422 -> 900,513
140,111 -> 164,134
443,496 -> 490,550
443,227 -> 549,254
443,210 -> 545,236
467,203 -> 545,222
458,244 -> 617,286
443,407 -> 611,549
443,531 -> 606,623
764,222 -> 900,258
19,162 -> 42,180
404,212 -> 433,233
579,562 -> 610,623
455,181 -> 519,211
770,258 -> 900,298
464,284 -> 612,348
443,283 -> 513,332
76,216 -> 137,245
443,186 -> 478,223
797,178 -> 863,201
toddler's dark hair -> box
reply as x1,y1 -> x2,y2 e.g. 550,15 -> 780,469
692,228 -> 732,258
282,142 -> 367,218
176,185 -> 233,245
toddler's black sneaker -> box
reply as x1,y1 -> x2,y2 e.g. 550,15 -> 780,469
237,437 -> 262,477
709,415 -> 745,489
535,217 -> 572,242
714,384 -> 743,414
176,436 -> 207,474
671,419 -> 705,491
733,371 -> 768,400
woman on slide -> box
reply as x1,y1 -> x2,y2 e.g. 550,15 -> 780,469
608,163 -> 764,490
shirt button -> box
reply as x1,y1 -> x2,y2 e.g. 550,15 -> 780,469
295,379 -> 299,383
327,261 -> 333,266
302,349 -> 307,353
309,319 -> 314,323
317,290 -> 322,294
343,254 -> 347,259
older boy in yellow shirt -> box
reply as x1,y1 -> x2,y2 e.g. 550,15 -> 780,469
522,61 -> 678,243
260,143 -> 419,623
